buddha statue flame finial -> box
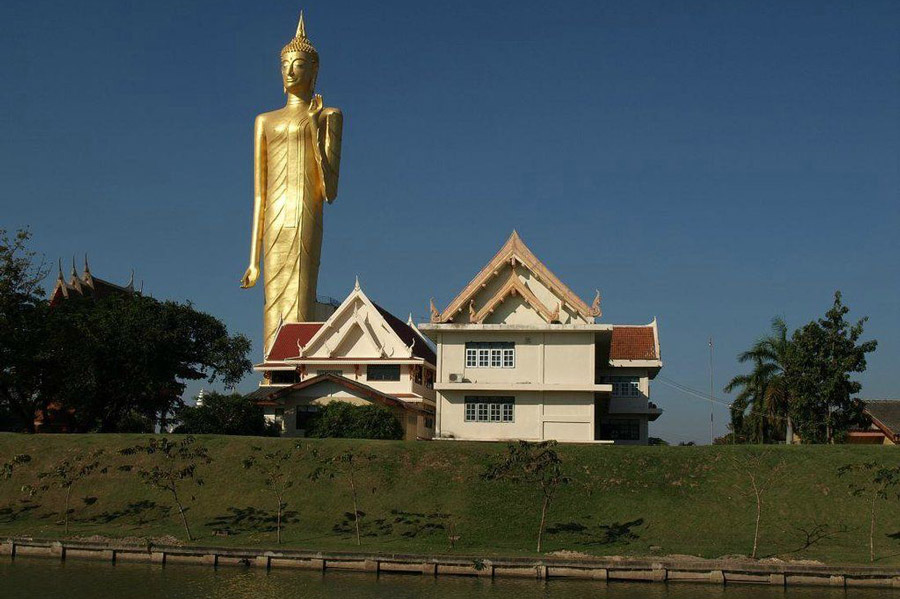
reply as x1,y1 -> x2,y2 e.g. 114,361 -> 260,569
281,11 -> 318,59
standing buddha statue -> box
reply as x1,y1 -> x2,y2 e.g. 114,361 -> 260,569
241,12 -> 343,354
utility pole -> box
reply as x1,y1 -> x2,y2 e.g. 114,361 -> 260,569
709,337 -> 714,445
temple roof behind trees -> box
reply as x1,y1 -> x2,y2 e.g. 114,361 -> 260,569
49,256 -> 138,307
862,400 -> 900,438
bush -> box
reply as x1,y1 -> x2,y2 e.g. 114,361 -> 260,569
308,402 -> 404,440
174,392 -> 277,436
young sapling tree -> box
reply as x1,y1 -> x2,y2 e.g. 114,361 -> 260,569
731,452 -> 786,559
312,448 -> 376,546
243,443 -> 310,543
2,454 -> 31,480
120,436 -> 211,541
482,440 -> 570,553
30,450 -> 105,534
838,461 -> 900,562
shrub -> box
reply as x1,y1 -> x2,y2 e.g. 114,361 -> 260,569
308,402 -> 403,440
174,392 -> 277,436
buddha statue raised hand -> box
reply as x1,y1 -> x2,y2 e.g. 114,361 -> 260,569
241,12 -> 343,354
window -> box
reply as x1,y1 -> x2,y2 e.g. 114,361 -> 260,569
465,342 -> 515,369
600,418 -> 640,441
464,396 -> 515,422
367,364 -> 400,381
608,376 -> 641,398
270,371 -> 299,385
425,417 -> 434,429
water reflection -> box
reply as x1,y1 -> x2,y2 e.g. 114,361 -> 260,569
1,559 -> 895,599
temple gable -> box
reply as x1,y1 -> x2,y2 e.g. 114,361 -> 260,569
431,231 -> 601,325
301,282 -> 420,360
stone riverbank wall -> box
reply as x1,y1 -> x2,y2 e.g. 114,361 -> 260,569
4,537 -> 900,589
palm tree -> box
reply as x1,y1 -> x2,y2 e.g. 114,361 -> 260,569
725,317 -> 792,444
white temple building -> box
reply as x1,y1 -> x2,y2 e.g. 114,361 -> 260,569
418,232 -> 663,444
248,280 -> 437,440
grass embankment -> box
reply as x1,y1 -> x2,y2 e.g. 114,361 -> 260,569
1,434 -> 899,565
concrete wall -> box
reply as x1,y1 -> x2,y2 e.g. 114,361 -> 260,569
439,391 -> 594,442
438,331 -> 595,387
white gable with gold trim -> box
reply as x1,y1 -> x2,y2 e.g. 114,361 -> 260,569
430,231 -> 601,326
302,279 -> 432,362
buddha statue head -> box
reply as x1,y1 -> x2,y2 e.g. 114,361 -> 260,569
281,12 -> 319,98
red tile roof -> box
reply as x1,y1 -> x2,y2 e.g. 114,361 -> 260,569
267,323 -> 324,361
610,326 -> 658,360
249,373 -> 431,414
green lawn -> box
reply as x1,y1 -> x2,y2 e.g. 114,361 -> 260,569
1,434 -> 899,565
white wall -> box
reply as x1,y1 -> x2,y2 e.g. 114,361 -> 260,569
438,331 -> 595,387
438,390 -> 594,442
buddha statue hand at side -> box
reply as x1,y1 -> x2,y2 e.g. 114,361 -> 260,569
240,264 -> 259,288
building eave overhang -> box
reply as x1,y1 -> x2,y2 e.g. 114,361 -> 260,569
608,359 -> 664,368
864,410 -> 900,443
435,382 -> 613,393
254,357 -> 433,371
419,322 -> 614,334
255,373 -> 431,414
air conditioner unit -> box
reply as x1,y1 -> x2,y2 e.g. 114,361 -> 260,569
449,373 -> 461,382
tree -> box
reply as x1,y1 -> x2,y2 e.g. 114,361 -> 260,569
45,294 -> 252,432
120,437 -> 211,541
29,450 -> 105,534
175,392 -> 276,436
0,228 -> 50,432
725,317 -> 792,444
312,448 -> 377,546
838,461 -> 900,562
242,444 -> 310,543
731,452 -> 786,559
482,440 -> 570,553
785,292 -> 877,443
1,454 -> 32,480
308,402 -> 404,440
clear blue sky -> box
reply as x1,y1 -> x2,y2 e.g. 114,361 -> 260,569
2,1 -> 897,444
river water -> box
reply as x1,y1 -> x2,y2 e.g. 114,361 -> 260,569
1,559 -> 896,598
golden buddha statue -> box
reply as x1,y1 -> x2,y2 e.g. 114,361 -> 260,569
241,12 -> 343,353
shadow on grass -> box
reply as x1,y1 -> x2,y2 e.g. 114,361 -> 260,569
0,501 -> 40,524
205,506 -> 299,536
82,500 -> 169,526
547,518 -> 645,546
764,521 -> 850,558
331,509 -> 449,541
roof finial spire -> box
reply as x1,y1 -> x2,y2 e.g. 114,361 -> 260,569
126,270 -> 135,292
57,258 -> 64,281
70,255 -> 78,278
83,253 -> 91,275
354,275 -> 360,291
